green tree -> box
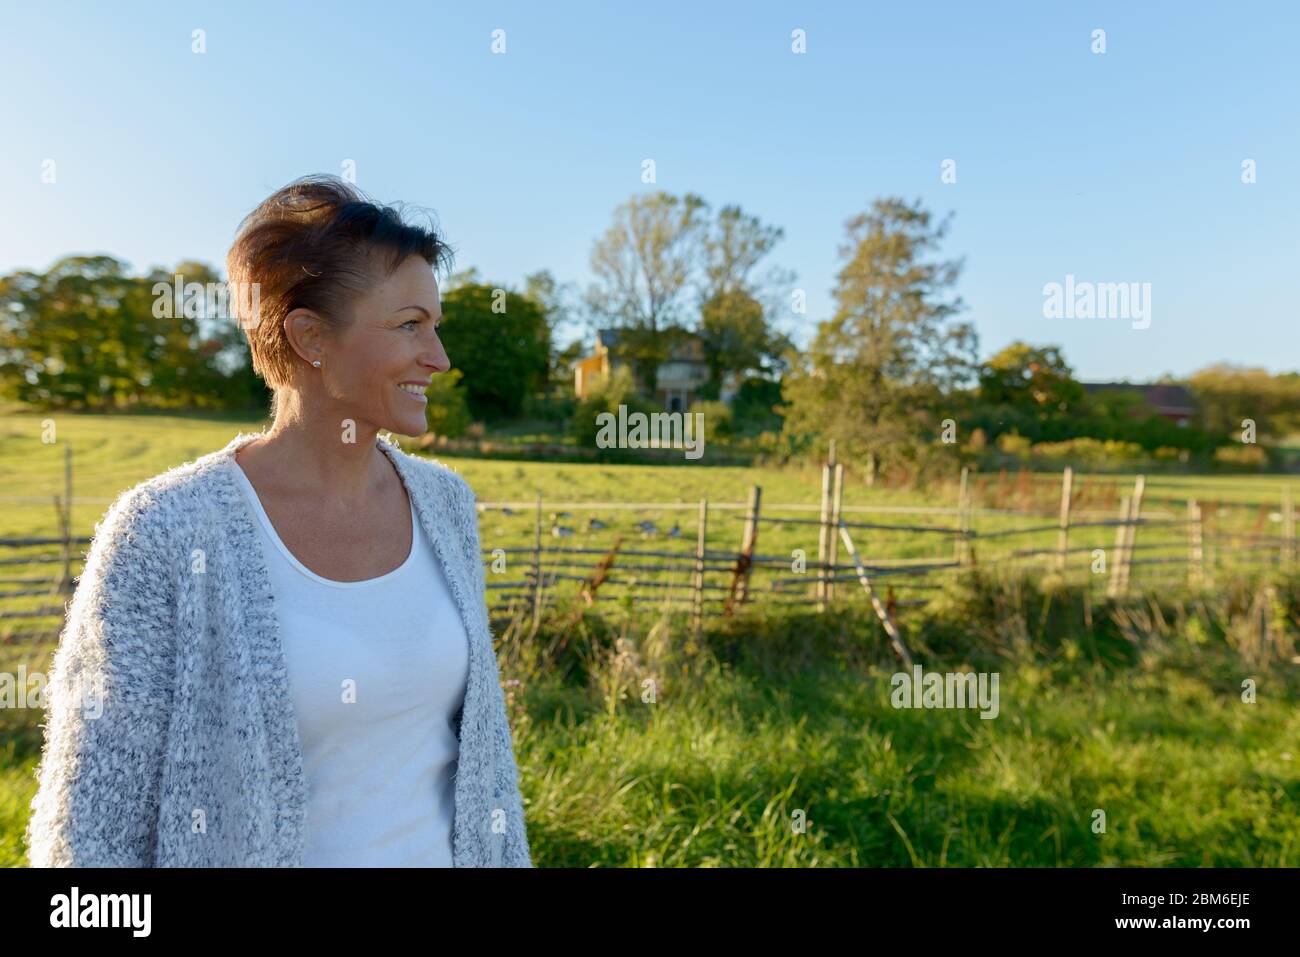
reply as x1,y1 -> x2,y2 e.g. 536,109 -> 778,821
424,367 -> 471,438
442,266 -> 482,292
731,375 -> 785,433
584,191 -> 709,392
699,288 -> 770,390
967,341 -> 1083,441
779,198 -> 978,474
553,339 -> 586,390
523,269 -> 579,394
583,194 -> 795,400
0,256 -> 261,410
697,204 -> 789,303
978,342 -> 1082,414
570,365 -> 659,450
696,203 -> 795,392
438,282 -> 550,420
1189,364 -> 1300,441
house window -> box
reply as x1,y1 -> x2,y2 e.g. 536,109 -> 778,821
668,393 -> 683,413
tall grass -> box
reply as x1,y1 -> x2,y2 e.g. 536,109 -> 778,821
488,567 -> 1300,867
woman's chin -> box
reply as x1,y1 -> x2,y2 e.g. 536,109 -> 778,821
382,411 -> 427,438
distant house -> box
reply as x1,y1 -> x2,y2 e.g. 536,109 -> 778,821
574,328 -> 724,412
1081,382 -> 1196,426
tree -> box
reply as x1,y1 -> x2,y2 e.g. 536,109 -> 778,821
523,269 -> 579,394
584,191 -> 709,392
583,193 -> 797,399
779,198 -> 978,474
442,266 -> 482,293
698,289 -> 769,392
969,341 -> 1083,441
698,204 -> 788,304
424,367 -> 471,438
979,342 -> 1082,413
569,364 -> 659,451
437,281 -> 550,420
143,259 -> 262,409
696,203 -> 795,392
730,375 -> 785,434
1188,364 -> 1300,441
0,256 -> 263,410
553,339 -> 585,376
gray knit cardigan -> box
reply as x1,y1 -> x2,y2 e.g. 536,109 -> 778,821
25,430 -> 532,867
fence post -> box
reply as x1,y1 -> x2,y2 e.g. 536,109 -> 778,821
817,443 -> 836,612
955,466 -> 971,566
692,497 -> 708,644
1106,476 -> 1145,598
1107,494 -> 1131,598
1119,475 -> 1145,594
817,462 -> 831,612
531,492 -> 543,629
726,485 -> 762,614
1205,501 -> 1218,588
826,462 -> 844,607
1056,466 -> 1073,571
1283,486 -> 1295,566
48,444 -> 74,597
63,443 -> 72,588
737,485 -> 762,604
1188,498 -> 1204,589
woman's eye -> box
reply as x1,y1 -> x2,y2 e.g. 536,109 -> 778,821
403,318 -> 420,329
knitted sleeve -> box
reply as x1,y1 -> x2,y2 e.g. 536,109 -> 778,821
25,486 -> 178,867
455,475 -> 534,868
488,639 -> 534,868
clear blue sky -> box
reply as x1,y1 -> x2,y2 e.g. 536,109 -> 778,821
3,1 -> 1296,381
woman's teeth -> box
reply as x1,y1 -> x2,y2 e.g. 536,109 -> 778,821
397,384 -> 428,402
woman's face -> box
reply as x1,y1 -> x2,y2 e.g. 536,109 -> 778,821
318,254 -> 451,437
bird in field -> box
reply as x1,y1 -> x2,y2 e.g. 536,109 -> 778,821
500,507 -> 516,517
551,523 -> 575,538
667,522 -> 681,538
635,520 -> 658,536
587,517 -> 607,531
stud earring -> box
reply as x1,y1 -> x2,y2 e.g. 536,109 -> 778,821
312,359 -> 321,368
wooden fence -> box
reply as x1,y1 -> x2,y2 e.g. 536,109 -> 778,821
477,452 -> 1299,668
2,445 -> 1297,654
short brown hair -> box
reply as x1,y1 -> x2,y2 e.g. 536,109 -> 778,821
226,174 -> 454,394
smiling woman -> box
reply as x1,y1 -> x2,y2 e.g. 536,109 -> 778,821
226,175 -> 455,431
25,174 -> 534,868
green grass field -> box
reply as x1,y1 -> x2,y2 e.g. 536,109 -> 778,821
509,624 -> 1300,866
1,411 -> 1297,866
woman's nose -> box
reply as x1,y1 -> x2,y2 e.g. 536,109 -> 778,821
422,329 -> 451,373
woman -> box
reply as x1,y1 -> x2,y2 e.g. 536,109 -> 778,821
25,175 -> 532,867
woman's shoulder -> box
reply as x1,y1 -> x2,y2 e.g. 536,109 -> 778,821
94,438 -> 246,545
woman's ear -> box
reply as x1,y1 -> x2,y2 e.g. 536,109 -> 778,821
283,308 -> 324,366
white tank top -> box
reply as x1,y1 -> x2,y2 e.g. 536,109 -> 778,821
229,458 -> 470,867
